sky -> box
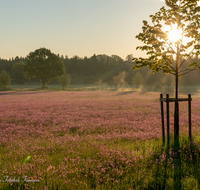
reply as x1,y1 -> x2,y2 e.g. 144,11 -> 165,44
0,0 -> 166,60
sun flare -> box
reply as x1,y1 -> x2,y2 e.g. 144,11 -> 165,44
168,24 -> 183,43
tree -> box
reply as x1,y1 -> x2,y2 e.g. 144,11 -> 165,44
0,70 -> 11,89
126,54 -> 134,63
59,73 -> 71,90
87,54 -> 99,76
11,61 -> 25,84
133,0 -> 200,143
111,55 -> 124,65
23,48 -> 65,88
132,72 -> 144,88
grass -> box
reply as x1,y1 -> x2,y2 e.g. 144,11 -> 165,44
1,133 -> 200,189
1,86 -> 200,189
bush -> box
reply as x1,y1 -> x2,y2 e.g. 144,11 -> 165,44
0,70 -> 11,89
59,73 -> 71,90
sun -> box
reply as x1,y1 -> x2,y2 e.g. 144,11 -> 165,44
168,24 -> 183,43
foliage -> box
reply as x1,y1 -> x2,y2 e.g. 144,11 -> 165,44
1,53 -> 200,87
23,48 -> 65,88
132,0 -> 200,141
133,0 -> 200,76
0,70 -> 11,89
132,72 -> 144,88
59,73 -> 71,90
11,61 -> 25,84
126,54 -> 134,63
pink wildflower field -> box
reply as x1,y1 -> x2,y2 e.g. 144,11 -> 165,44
1,90 -> 200,189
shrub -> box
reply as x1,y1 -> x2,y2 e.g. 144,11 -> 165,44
0,70 -> 11,89
59,73 -> 71,90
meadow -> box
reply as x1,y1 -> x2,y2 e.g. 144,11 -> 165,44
1,86 -> 200,189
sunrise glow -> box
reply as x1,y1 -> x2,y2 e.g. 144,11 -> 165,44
168,24 -> 183,43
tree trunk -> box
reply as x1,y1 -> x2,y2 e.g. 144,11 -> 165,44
174,44 -> 180,147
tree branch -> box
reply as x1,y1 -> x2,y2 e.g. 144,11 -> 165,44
162,56 -> 176,72
178,69 -> 190,73
179,68 -> 198,76
178,47 -> 195,69
165,41 -> 177,54
158,67 -> 176,75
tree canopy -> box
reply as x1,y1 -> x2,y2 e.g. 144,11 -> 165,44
133,0 -> 200,76
23,48 -> 65,88
132,0 -> 200,143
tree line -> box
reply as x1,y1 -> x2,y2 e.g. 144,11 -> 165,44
0,48 -> 200,90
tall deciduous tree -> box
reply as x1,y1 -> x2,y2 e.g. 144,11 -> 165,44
133,0 -> 200,143
0,70 -> 11,89
23,48 -> 65,88
11,61 -> 25,84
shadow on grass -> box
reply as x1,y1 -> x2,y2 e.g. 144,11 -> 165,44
0,91 -> 51,96
144,137 -> 200,190
114,91 -> 137,96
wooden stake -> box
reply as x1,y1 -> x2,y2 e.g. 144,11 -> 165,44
166,94 -> 170,146
160,94 -> 165,144
189,94 -> 191,140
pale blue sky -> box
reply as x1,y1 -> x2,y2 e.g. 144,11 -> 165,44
0,0 -> 165,60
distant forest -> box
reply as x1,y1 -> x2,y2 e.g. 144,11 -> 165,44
0,54 -> 200,88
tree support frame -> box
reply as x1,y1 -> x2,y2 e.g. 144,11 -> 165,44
159,94 -> 192,145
